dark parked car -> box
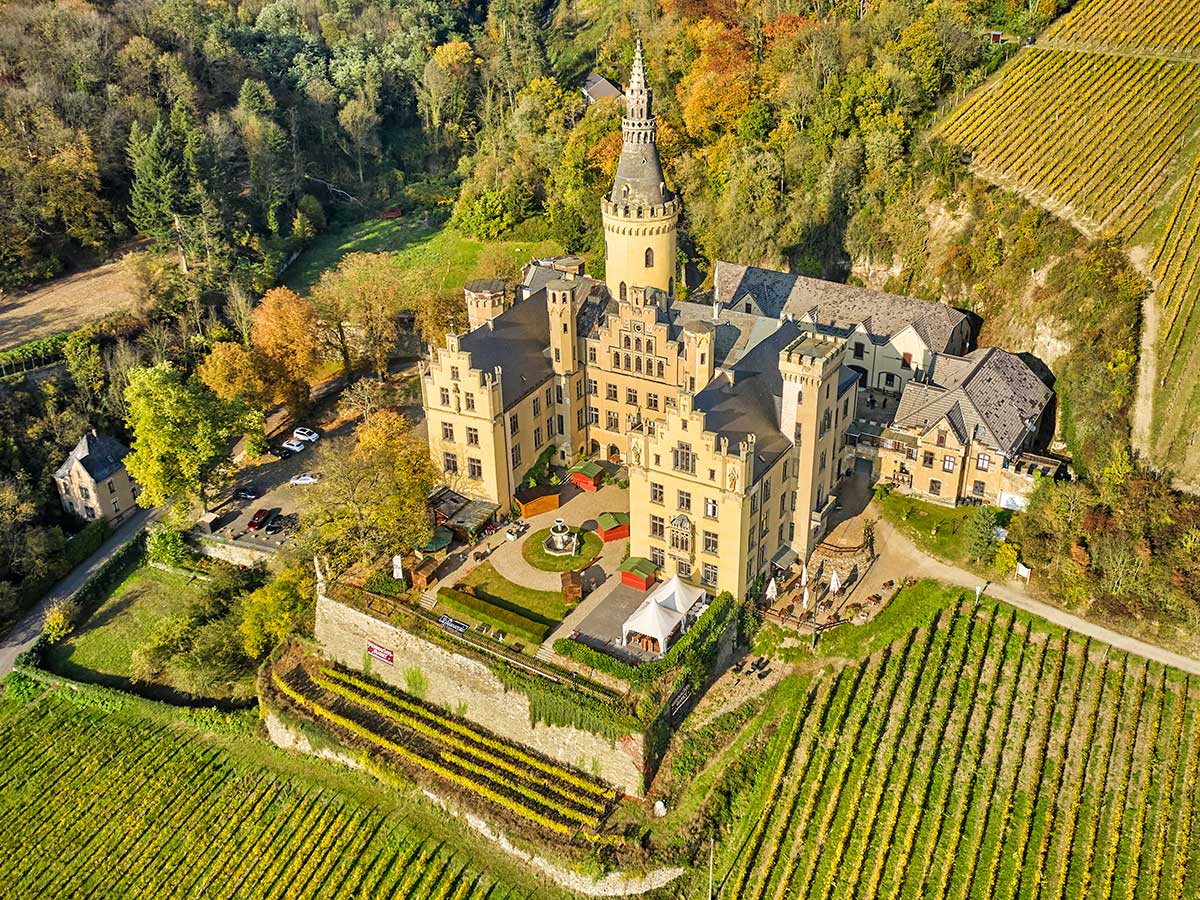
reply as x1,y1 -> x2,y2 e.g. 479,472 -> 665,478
267,446 -> 294,460
264,512 -> 284,535
247,508 -> 270,531
232,486 -> 260,501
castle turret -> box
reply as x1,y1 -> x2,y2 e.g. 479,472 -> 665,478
547,276 -> 579,375
602,37 -> 679,301
464,278 -> 507,331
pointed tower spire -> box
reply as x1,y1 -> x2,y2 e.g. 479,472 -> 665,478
600,32 -> 680,299
609,35 -> 670,207
629,35 -> 647,94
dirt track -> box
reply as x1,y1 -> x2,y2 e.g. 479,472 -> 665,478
0,251 -> 141,350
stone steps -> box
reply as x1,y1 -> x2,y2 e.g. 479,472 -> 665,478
419,591 -> 438,611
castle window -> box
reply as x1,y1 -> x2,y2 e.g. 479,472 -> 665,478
613,351 -> 620,368
620,282 -> 627,301
468,457 -> 482,479
635,337 -> 642,352
441,422 -> 454,442
646,339 -> 654,354
450,366 -> 459,381
464,393 -> 475,411
645,248 -> 654,267
624,353 -> 631,370
443,453 -> 458,475
439,388 -> 450,406
624,335 -> 631,349
588,345 -> 596,362
466,427 -> 479,446
657,360 -> 665,378
635,357 -> 643,373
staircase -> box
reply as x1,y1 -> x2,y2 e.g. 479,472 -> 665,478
419,589 -> 438,611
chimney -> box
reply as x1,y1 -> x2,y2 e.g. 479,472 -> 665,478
712,301 -> 720,323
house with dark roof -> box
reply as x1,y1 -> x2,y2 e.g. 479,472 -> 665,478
867,348 -> 1059,508
54,429 -> 137,524
710,261 -> 971,395
582,72 -> 623,106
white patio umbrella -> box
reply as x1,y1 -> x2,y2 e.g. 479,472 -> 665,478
829,569 -> 841,595
802,586 -> 810,611
801,562 -> 809,588
765,578 -> 778,603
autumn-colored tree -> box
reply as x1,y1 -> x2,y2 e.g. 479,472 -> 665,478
300,409 -> 434,575
251,287 -> 320,412
197,341 -> 273,410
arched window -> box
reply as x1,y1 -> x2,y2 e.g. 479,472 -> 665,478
657,360 -> 665,379
645,247 -> 654,268
620,282 -> 627,301
624,353 -> 631,370
623,335 -> 631,349
646,339 -> 654,355
635,357 -> 643,374
613,351 -> 620,368
635,337 -> 642,352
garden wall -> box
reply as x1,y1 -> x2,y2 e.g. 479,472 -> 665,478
315,593 -> 648,796
187,534 -> 276,567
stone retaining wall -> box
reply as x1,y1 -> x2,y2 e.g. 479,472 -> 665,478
188,533 -> 276,567
315,593 -> 647,796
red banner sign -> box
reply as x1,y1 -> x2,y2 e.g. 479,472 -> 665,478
366,639 -> 394,665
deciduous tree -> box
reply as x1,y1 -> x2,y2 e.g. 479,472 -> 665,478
124,363 -> 261,510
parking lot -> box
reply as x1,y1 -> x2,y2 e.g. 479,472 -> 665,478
206,428 -> 340,550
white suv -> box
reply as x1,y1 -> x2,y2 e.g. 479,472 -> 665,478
293,427 -> 320,442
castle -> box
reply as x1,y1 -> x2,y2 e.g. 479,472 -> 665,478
420,39 -> 1056,599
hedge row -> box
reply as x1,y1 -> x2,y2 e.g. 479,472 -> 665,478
553,592 -> 738,688
492,662 -> 640,742
436,587 -> 550,643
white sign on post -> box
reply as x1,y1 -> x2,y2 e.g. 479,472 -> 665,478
393,555 -> 405,581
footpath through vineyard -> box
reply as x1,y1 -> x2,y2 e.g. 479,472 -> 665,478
711,595 -> 1200,900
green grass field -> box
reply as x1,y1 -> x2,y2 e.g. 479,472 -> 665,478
699,584 -> 1200,900
43,566 -> 209,687
875,493 -> 1012,570
0,680 -> 571,900
520,527 -> 603,573
456,562 -> 569,623
283,215 -> 563,295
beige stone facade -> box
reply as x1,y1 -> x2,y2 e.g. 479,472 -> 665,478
54,430 -> 137,524
419,38 -> 991,592
627,331 -> 856,598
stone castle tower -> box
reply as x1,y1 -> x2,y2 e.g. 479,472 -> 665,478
602,37 -> 679,301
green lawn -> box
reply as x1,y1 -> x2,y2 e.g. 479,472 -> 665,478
520,526 -> 603,573
44,566 -> 201,684
456,562 -> 569,622
875,491 -> 1013,569
282,214 -> 563,294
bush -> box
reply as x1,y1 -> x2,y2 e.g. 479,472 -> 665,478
435,587 -> 549,643
994,541 -> 1021,577
2,670 -> 41,703
43,601 -> 81,644
146,524 -> 188,567
64,520 -> 108,568
365,570 -> 407,597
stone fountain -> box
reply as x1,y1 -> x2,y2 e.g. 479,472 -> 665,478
542,517 -> 578,556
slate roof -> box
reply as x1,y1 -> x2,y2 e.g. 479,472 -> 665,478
713,261 -> 968,353
583,73 -> 623,103
892,348 -> 1053,455
56,431 -> 129,483
459,290 -> 554,411
666,300 -> 782,368
692,321 -> 808,481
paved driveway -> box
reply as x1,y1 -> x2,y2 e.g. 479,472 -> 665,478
0,506 -> 158,677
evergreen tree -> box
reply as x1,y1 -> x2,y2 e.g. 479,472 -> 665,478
127,118 -> 181,246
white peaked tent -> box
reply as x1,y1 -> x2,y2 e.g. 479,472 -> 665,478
622,575 -> 708,654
